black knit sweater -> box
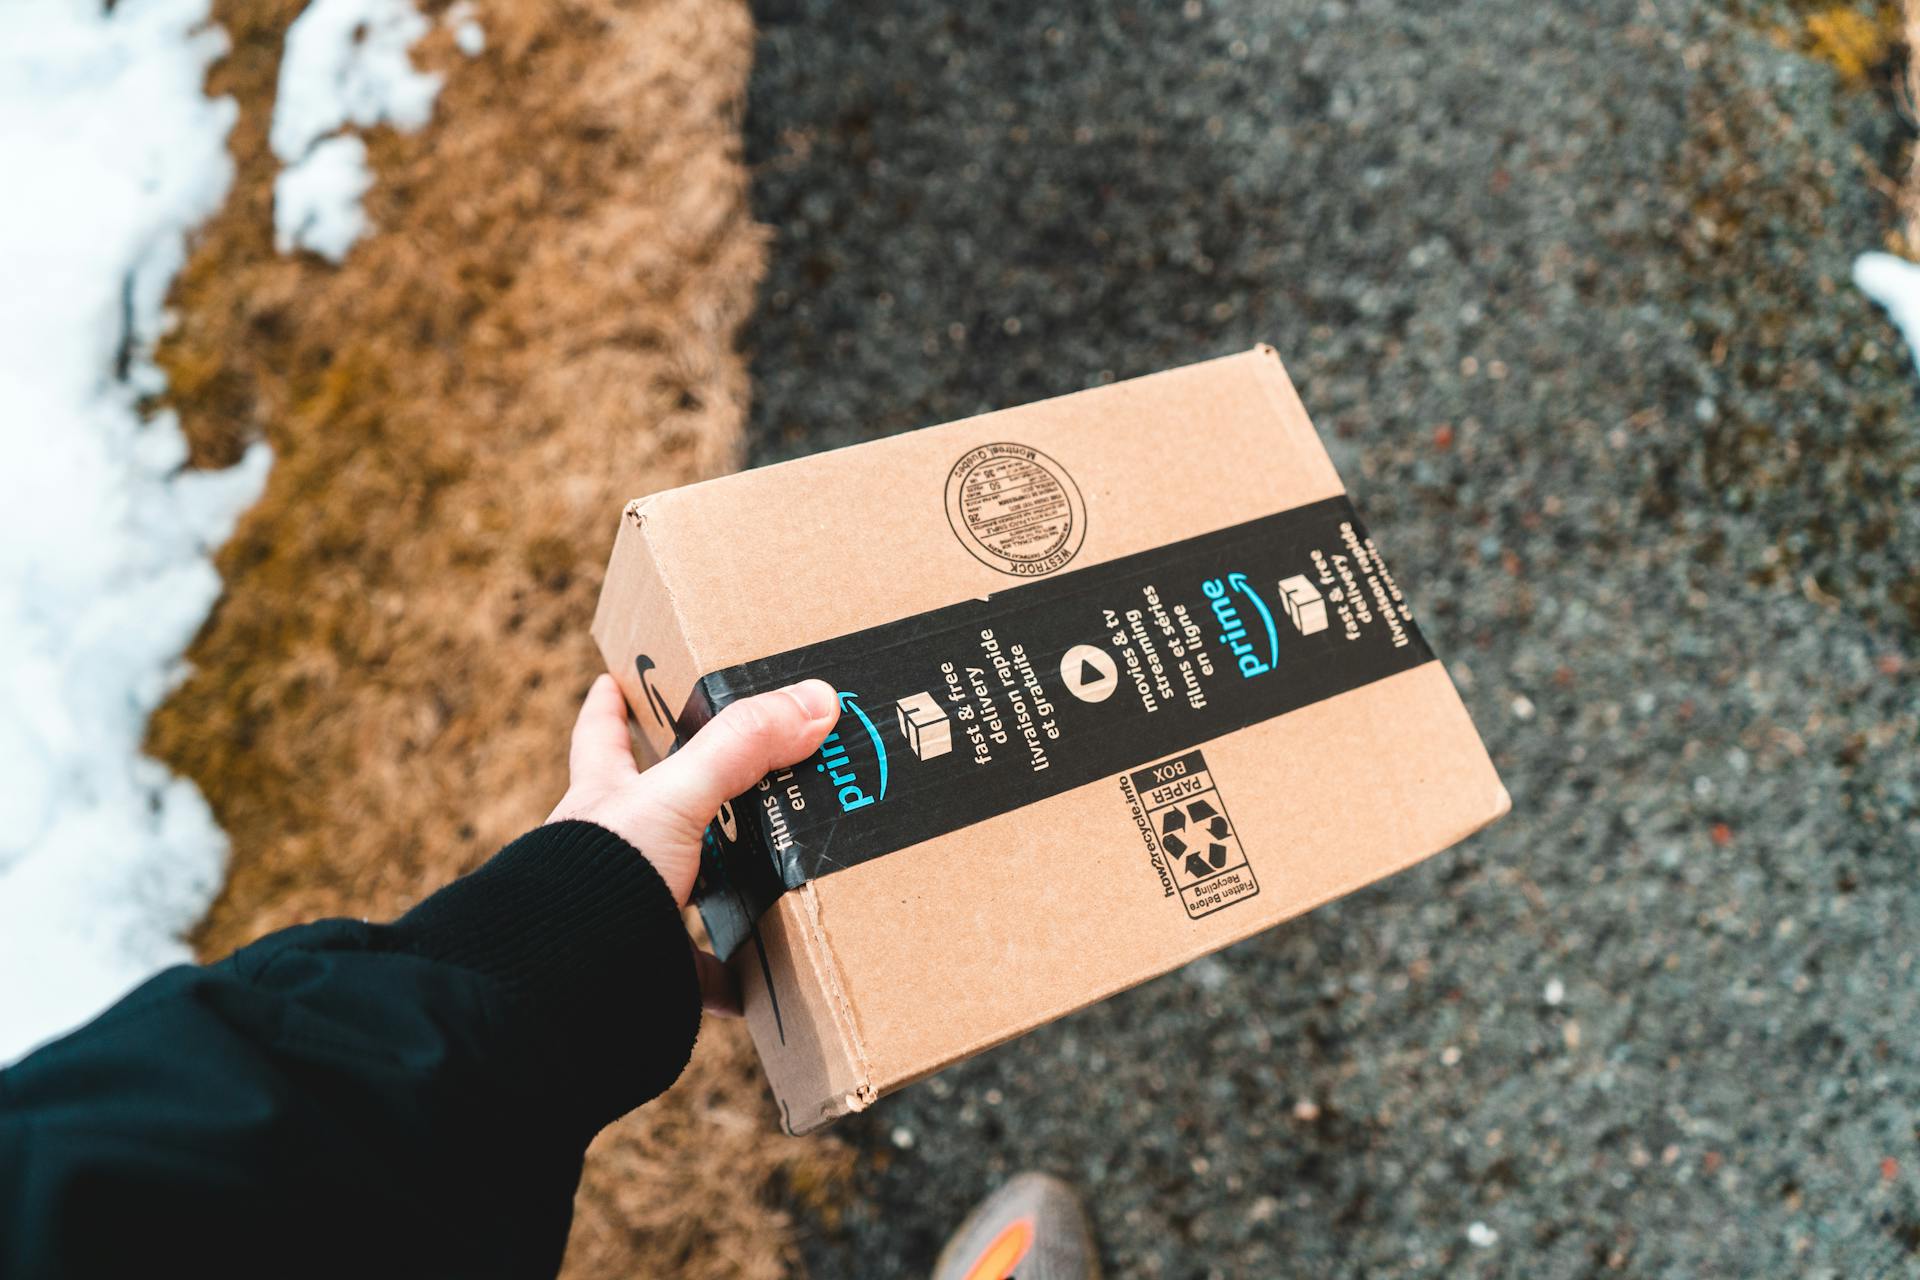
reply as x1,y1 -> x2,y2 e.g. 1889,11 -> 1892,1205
0,821 -> 702,1278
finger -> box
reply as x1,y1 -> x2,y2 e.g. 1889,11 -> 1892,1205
568,673 -> 639,786
694,949 -> 742,1017
641,680 -> 839,837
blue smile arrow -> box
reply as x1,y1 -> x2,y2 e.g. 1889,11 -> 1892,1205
1227,572 -> 1279,668
838,690 -> 889,801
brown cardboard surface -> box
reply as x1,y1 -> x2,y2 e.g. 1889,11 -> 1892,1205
592,347 -> 1508,1132
629,347 -> 1343,673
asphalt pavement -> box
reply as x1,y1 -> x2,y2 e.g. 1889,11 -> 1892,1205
740,2 -> 1920,1274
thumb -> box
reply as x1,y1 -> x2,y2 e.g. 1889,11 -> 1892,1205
640,680 -> 841,840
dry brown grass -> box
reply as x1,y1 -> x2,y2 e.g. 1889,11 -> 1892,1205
147,1 -> 846,1274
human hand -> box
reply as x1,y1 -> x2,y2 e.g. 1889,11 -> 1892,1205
547,672 -> 840,1012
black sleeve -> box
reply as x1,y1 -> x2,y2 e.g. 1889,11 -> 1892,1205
0,820 -> 700,1279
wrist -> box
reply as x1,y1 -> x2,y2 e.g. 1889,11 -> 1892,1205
546,790 -> 699,906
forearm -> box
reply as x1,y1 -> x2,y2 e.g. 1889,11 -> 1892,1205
0,821 -> 700,1278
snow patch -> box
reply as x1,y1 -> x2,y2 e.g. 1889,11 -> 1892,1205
1854,251 -> 1920,374
270,0 -> 440,163
446,1 -> 485,57
270,0 -> 442,261
274,133 -> 373,261
0,0 -> 269,1063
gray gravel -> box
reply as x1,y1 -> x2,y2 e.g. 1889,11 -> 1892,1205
739,2 -> 1920,1275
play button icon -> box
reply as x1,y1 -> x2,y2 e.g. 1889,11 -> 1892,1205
1060,643 -> 1119,703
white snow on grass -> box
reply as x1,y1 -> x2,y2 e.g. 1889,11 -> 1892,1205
270,0 -> 443,261
0,0 -> 270,1063
1854,251 -> 1920,375
446,2 -> 486,57
274,133 -> 374,262
270,0 -> 439,162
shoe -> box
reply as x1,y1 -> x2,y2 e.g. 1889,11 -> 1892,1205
929,1172 -> 1101,1280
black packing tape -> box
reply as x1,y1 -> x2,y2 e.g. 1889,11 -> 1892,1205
683,495 -> 1434,960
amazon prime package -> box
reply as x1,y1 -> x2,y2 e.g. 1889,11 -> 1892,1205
591,347 -> 1508,1133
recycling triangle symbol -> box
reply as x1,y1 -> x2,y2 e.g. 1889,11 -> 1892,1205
1161,799 -> 1233,879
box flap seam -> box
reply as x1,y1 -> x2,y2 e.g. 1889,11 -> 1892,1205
797,883 -> 878,1106
627,503 -> 705,674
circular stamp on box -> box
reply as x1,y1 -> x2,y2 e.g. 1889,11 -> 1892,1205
945,442 -> 1086,577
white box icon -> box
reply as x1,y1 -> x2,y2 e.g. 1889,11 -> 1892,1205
895,691 -> 952,760
1277,575 -> 1328,636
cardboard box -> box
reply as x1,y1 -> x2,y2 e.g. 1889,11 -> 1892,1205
592,346 -> 1508,1133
